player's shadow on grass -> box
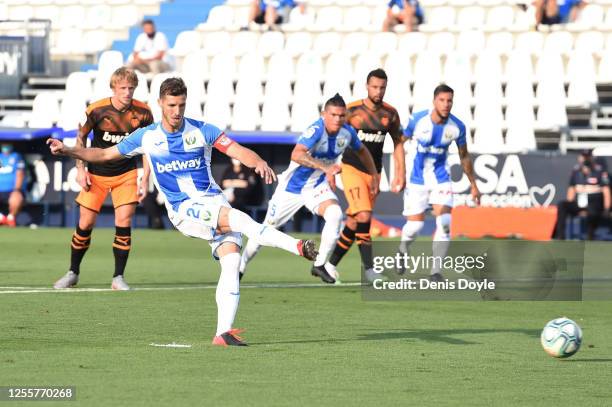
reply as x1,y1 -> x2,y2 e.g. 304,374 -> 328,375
563,358 -> 612,363
253,328 -> 540,346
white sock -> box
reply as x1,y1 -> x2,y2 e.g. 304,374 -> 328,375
432,214 -> 451,275
314,205 -> 343,267
239,238 -> 261,274
400,220 -> 424,253
228,209 -> 299,255
216,252 -> 241,336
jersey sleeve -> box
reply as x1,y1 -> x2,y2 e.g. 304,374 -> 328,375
296,123 -> 322,149
403,114 -> 416,138
199,122 -> 223,145
117,127 -> 146,157
347,126 -> 363,150
390,110 -> 403,142
455,121 -> 467,147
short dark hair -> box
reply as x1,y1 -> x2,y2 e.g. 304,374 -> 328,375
367,68 -> 387,83
142,19 -> 154,26
434,84 -> 454,97
324,93 -> 346,109
159,77 -> 187,98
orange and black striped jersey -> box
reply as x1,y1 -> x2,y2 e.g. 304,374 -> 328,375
341,99 -> 402,174
81,98 -> 154,177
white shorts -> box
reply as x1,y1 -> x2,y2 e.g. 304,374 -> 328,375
169,194 -> 242,259
402,182 -> 453,216
264,180 -> 338,228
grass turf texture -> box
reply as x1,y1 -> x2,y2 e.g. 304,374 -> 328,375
1,228 -> 611,406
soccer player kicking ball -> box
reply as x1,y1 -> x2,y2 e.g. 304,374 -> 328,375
324,69 -> 405,283
48,77 -> 318,347
239,94 -> 378,284
401,84 -> 480,282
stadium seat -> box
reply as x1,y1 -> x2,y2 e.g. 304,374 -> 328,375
8,6 -> 33,21
485,6 -> 514,30
29,93 -> 61,128
57,97 -> 86,131
535,51 -> 565,83
209,52 -> 237,83
505,101 -> 535,130
427,32 -> 455,56
0,114 -> 28,128
230,31 -> 259,57
369,32 -> 398,57
456,6 -> 486,30
186,91 -> 204,120
267,52 -> 295,83
505,122 -> 536,153
312,32 -> 342,57
397,32 -> 427,57
257,31 -> 285,58
33,6 -> 60,26
290,98 -> 320,132
264,76 -> 293,104
65,71 -> 93,103
60,6 -> 85,28
284,6 -> 316,31
82,31 -> 110,55
474,51 -> 503,84
85,5 -> 112,29
324,53 -> 353,82
237,52 -> 265,84
311,6 -> 343,31
514,31 -> 544,56
505,50 -> 534,87
133,70 -> 149,102
342,6 -> 371,31
201,5 -> 234,31
51,28 -> 84,55
182,50 -> 209,83
110,5 -> 141,28
536,76 -> 567,107
414,51 -> 442,84
455,30 -> 485,57
340,32 -> 370,58
284,32 -> 313,57
597,51 -> 612,82
536,102 -> 568,130
171,31 -> 202,58
473,99 -> 504,130
422,7 -> 456,30
231,98 -> 260,131
443,51 -> 473,83
574,4 -> 604,28
98,50 -> 124,74
543,31 -> 574,56
566,51 -> 598,107
296,52 -> 323,84
485,31 -> 514,56
260,99 -> 290,131
184,75 -> 206,107
574,31 -> 604,55
472,122 -> 505,154
352,52 -> 382,85
203,100 -> 232,130
412,77 -> 440,112
236,74 -> 264,105
203,32 -> 232,57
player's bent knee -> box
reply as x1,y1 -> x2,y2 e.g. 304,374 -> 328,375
323,204 -> 343,224
354,211 -> 371,223
436,213 -> 452,236
217,242 -> 241,257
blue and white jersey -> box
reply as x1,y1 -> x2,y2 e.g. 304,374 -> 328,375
278,118 -> 362,194
0,152 -> 25,193
117,118 -> 223,213
404,110 -> 466,185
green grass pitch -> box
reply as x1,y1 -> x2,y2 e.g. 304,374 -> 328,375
1,228 -> 611,406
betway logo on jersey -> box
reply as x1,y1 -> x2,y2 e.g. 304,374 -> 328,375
357,130 -> 386,143
102,132 -> 129,144
155,157 -> 202,173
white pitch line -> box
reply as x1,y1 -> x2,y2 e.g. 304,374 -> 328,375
0,282 -> 362,295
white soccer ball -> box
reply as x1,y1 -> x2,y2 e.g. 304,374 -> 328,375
540,317 -> 582,358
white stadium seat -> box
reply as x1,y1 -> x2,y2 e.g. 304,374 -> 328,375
340,32 -> 370,58
443,51 -> 473,83
60,6 -> 86,28
455,30 -> 485,57
485,32 -> 514,56
474,51 -> 502,84
257,31 -> 285,58
472,122 -> 505,154
203,101 -> 232,130
598,51 -> 612,82
284,32 -> 313,57
148,73 -> 175,105
203,32 -> 232,57
85,5 -> 112,29
398,32 -> 427,57
342,6 -> 371,31
202,5 -> 234,30
485,6 -> 514,30
260,100 -> 290,131
574,4 -> 604,28
267,52 -> 295,83
171,31 -> 202,58
209,52 -> 237,83
291,98 -> 321,132
264,77 -> 293,104
133,70 -> 150,102
514,31 -> 544,56
456,6 -> 486,30
231,98 -> 260,131
230,31 -> 259,57
65,71 -> 93,103
566,51 -> 598,107
543,31 -> 573,56
369,32 -> 398,57
237,52 -> 265,84
574,31 -> 604,55
427,32 -> 455,56
423,7 -> 456,30
535,51 -> 565,83
312,32 -> 342,57
311,6 -> 343,31
182,50 -> 209,83
58,97 -> 87,131
110,5 -> 141,28
29,93 -> 61,128
352,52 -> 382,85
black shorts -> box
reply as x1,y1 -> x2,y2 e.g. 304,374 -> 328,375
254,13 -> 283,24
0,190 -> 23,202
541,13 -> 562,25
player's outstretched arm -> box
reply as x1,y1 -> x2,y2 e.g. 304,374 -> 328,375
458,144 -> 481,205
224,141 -> 277,184
47,138 -> 123,163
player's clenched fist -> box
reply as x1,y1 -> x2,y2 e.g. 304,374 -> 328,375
47,138 -> 66,155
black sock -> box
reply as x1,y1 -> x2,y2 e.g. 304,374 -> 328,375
329,225 -> 355,266
70,226 -> 92,274
356,221 -> 373,270
113,226 -> 131,277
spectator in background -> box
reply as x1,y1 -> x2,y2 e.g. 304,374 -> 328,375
535,0 -> 586,26
554,151 -> 610,240
0,143 -> 25,227
127,19 -> 171,74
221,158 -> 264,213
245,0 -> 304,30
383,0 -> 424,32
